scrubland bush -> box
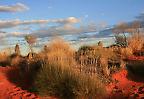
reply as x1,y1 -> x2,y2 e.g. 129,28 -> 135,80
41,38 -> 76,67
33,62 -> 106,99
128,33 -> 144,52
0,51 -> 11,66
10,54 -> 22,66
27,40 -> 107,98
75,44 -> 120,83
1,38 -> 126,98
120,47 -> 133,58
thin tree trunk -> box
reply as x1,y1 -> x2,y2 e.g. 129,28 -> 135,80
123,32 -> 127,46
29,44 -> 33,53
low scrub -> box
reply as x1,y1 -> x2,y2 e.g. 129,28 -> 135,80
0,52 -> 11,66
33,62 -> 106,99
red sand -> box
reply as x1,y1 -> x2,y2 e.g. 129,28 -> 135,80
107,69 -> 144,99
127,56 -> 144,60
1,66 -> 144,99
0,66 -> 57,99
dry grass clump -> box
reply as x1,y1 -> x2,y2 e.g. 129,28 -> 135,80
120,47 -> 133,58
119,33 -> 144,58
0,51 -> 11,66
75,44 -> 119,83
128,33 -> 144,52
33,62 -> 106,99
0,52 -> 8,62
0,37 -> 129,98
8,53 -> 43,89
41,38 -> 76,67
76,44 -> 116,63
28,40 -> 107,99
10,55 -> 22,66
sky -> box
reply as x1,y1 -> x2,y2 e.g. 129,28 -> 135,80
0,0 -> 144,55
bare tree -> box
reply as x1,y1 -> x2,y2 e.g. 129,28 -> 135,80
113,22 -> 129,47
25,34 -> 37,53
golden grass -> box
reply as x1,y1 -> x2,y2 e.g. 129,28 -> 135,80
41,38 -> 76,67
120,47 -> 133,58
0,52 -> 8,62
128,33 -> 144,52
34,62 -> 106,99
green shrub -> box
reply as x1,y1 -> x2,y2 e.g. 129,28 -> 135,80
33,62 -> 106,99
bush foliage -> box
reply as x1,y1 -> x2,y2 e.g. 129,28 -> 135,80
34,62 -> 106,99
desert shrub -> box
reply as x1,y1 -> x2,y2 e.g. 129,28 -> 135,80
78,45 -> 116,61
128,33 -> 144,52
7,52 -> 44,89
114,35 -> 127,47
41,38 -> 76,67
33,62 -> 106,99
120,47 -> 133,58
0,44 -> 22,67
76,44 -> 123,83
0,52 -> 11,66
76,45 -> 116,73
9,54 -> 23,66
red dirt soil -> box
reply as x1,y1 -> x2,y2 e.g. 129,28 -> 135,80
107,69 -> 144,99
0,66 -> 57,99
1,66 -> 144,99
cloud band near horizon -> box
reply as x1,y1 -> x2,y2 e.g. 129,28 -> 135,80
0,3 -> 29,12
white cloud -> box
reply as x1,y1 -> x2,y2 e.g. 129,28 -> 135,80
66,17 -> 79,24
0,3 -> 29,12
32,23 -> 98,38
51,17 -> 79,24
0,17 -> 80,29
0,17 -> 108,38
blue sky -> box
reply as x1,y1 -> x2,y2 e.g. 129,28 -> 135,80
0,0 -> 144,24
0,0 -> 144,54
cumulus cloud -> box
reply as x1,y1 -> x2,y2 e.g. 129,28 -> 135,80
0,3 -> 29,12
0,17 -> 108,38
31,23 -> 98,38
0,19 -> 49,29
0,17 -> 79,29
50,17 -> 79,24
3,23 -> 97,38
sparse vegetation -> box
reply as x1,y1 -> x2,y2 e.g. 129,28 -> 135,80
34,62 -> 106,99
1,1 -> 144,99
0,51 -> 11,66
0,26 -> 144,99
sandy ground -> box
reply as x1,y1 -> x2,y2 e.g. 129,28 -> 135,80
107,69 -> 144,99
0,66 -> 59,99
1,66 -> 144,99
0,66 -> 41,99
